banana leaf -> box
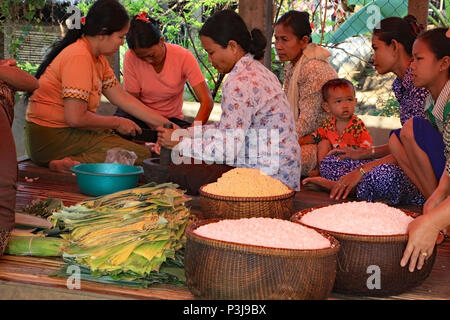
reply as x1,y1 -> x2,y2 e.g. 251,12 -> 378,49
329,0 -> 408,44
5,236 -> 65,257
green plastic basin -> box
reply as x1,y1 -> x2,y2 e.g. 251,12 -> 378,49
70,163 -> 143,197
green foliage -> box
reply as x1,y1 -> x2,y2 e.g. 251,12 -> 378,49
429,2 -> 449,27
0,0 -> 47,59
371,96 -> 400,118
17,61 -> 39,76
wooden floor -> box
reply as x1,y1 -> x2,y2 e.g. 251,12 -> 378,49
1,160 -> 448,300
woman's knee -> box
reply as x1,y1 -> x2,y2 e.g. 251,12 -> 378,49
399,119 -> 415,144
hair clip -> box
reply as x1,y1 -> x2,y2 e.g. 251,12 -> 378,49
80,16 -> 86,26
136,11 -> 150,23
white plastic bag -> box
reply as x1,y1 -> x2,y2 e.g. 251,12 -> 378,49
105,148 -> 138,166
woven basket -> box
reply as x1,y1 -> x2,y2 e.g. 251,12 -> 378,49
185,219 -> 340,300
291,208 -> 436,297
198,186 -> 295,220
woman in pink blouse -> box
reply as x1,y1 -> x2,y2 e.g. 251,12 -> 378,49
116,12 -> 214,142
157,10 -> 301,195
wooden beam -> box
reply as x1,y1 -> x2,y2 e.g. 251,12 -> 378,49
238,0 -> 273,68
408,0 -> 429,27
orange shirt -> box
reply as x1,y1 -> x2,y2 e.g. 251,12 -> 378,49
123,44 -> 205,119
312,115 -> 373,149
26,37 -> 118,128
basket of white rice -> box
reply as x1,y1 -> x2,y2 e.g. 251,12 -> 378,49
291,202 -> 436,297
185,217 -> 339,300
199,168 -> 295,220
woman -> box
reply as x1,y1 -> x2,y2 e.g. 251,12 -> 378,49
116,12 -> 214,142
25,0 -> 170,172
303,16 -> 428,206
157,10 -> 301,195
400,28 -> 450,272
0,58 -> 39,257
390,27 -> 449,199
274,10 -> 338,177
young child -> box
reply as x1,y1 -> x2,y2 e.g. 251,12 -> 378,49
299,78 -> 373,177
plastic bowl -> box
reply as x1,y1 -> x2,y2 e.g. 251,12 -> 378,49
71,163 -> 143,196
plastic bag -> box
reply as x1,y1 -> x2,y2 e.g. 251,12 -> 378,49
105,148 -> 138,166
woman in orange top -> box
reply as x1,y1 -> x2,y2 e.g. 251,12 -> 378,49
25,0 -> 170,171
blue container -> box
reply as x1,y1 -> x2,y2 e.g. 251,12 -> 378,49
70,163 -> 143,197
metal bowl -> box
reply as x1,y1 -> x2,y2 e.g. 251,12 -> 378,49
70,163 -> 143,196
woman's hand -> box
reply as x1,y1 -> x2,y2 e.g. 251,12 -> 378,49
115,117 -> 142,136
156,127 -> 181,149
400,215 -> 440,272
145,142 -> 161,155
329,169 -> 363,200
327,147 -> 369,160
0,58 -> 17,67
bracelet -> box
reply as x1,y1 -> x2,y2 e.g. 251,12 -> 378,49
371,147 -> 375,157
359,166 -> 367,176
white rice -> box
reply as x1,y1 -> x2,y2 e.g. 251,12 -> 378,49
194,217 -> 332,250
300,201 -> 414,236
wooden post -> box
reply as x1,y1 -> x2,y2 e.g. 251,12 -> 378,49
238,0 -> 273,68
408,0 -> 429,27
105,51 -> 121,83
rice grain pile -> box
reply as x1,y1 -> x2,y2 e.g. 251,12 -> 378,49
194,218 -> 331,250
202,168 -> 291,197
300,202 -> 414,236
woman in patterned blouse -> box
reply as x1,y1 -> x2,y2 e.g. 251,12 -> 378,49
157,10 -> 301,194
25,0 -> 170,172
274,10 -> 338,177
0,58 -> 39,257
303,16 -> 428,206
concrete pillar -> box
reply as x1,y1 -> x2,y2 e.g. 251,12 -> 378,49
408,0 -> 429,27
238,0 -> 273,68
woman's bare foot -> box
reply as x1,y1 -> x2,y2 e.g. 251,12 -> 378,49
302,176 -> 336,191
49,157 -> 80,172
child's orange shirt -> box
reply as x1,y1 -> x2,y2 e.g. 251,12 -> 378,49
312,114 -> 373,149
26,37 -> 118,128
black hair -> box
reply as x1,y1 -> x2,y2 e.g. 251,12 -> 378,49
34,0 -> 129,80
373,15 -> 424,56
126,13 -> 161,49
199,9 -> 266,60
275,10 -> 312,43
321,78 -> 355,102
416,28 -> 450,77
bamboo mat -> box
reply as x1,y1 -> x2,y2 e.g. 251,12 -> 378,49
6,160 -> 446,300
0,256 -> 194,300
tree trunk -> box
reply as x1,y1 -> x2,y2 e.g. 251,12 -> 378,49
408,0 -> 429,27
238,0 -> 273,68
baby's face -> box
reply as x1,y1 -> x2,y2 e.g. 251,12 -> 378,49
325,86 -> 357,122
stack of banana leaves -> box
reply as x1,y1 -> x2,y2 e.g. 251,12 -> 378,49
7,182 -> 192,287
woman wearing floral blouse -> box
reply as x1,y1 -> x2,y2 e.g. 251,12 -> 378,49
157,10 -> 301,194
274,10 -> 338,177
